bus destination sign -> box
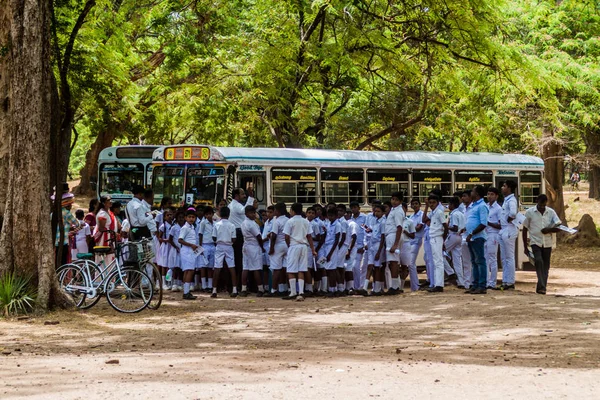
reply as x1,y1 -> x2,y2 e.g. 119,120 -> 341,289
165,146 -> 210,161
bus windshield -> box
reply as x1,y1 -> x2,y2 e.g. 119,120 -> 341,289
99,163 -> 144,197
152,166 -> 185,205
187,167 -> 225,206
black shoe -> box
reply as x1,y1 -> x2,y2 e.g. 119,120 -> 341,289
347,289 -> 356,296
420,281 -> 431,288
230,292 -> 238,298
464,288 -> 474,294
418,285 -> 430,291
263,291 -> 274,297
457,285 -> 465,289
372,291 -> 383,296
282,295 -> 297,300
427,286 -> 444,293
210,292 -> 217,298
256,291 -> 264,297
385,288 -> 399,296
325,291 -> 335,298
502,284 -> 515,291
491,285 -> 502,291
357,289 -> 369,296
239,291 -> 249,297
334,291 -> 343,297
486,286 -> 496,290
472,288 -> 487,295
536,290 -> 546,295
303,290 -> 314,298
183,293 -> 197,300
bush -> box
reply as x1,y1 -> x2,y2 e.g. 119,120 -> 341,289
0,272 -> 36,317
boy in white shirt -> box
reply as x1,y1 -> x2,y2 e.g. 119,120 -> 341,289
306,207 -> 322,295
400,203 -> 416,292
360,204 -> 386,296
384,192 -> 405,295
322,208 -> 341,297
72,209 -> 92,260
198,207 -> 215,293
241,206 -> 265,297
283,203 -> 317,301
211,206 -> 237,298
178,209 -> 200,300
485,187 -> 502,289
262,205 -> 274,271
267,203 -> 290,297
344,210 -> 359,295
446,197 -> 467,288
426,195 -> 448,293
335,205 -> 349,294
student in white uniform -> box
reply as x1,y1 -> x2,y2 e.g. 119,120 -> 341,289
446,197 -> 466,288
306,207 -> 322,295
344,210 -> 359,295
426,195 -> 448,292
178,210 -> 200,300
71,210 -> 92,260
360,204 -> 386,296
314,205 -> 329,294
485,187 -> 502,289
267,203 -> 290,296
384,192 -> 405,295
408,199 -> 425,289
167,210 -> 185,291
335,205 -> 349,293
261,205 -> 275,291
460,190 -> 473,289
350,201 -> 367,290
283,203 -> 317,301
157,209 -> 173,288
498,180 -> 519,290
322,208 -> 341,297
240,206 -> 266,297
198,207 -> 215,292
211,206 -> 237,298
400,203 -> 416,291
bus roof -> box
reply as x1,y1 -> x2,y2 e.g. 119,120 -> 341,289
153,145 -> 545,170
99,145 -> 160,162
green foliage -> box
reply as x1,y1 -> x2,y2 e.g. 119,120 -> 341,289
0,272 -> 36,317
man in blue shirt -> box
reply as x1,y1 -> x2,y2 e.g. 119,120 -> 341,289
465,185 -> 489,294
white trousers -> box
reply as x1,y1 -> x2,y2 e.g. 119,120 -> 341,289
352,248 -> 367,289
424,236 -> 434,287
485,233 -> 500,288
430,236 -> 445,287
461,240 -> 472,288
409,238 -> 423,291
445,234 -> 464,287
499,227 -> 518,285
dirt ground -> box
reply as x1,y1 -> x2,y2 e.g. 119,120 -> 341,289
6,184 -> 595,399
2,246 -> 600,400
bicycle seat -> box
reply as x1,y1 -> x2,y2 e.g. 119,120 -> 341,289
76,253 -> 94,260
93,246 -> 112,255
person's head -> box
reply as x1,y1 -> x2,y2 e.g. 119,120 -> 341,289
430,188 -> 443,199
448,196 -> 461,211
132,185 -> 145,199
258,209 -> 266,221
232,187 -> 247,203
401,202 -> 408,213
217,198 -> 227,209
75,209 -> 85,220
336,204 -> 346,219
487,187 -> 499,204
266,205 -> 275,220
203,206 -> 214,221
428,194 -> 440,209
274,202 -> 287,217
383,201 -> 392,215
373,204 -> 384,219
390,191 -> 403,207
88,199 -> 99,213
175,210 -> 186,225
306,207 -> 316,221
196,205 -> 205,219
220,206 -> 230,219
185,209 -> 197,224
453,191 -> 463,198
410,198 -> 421,213
160,197 -> 173,209
502,180 -> 517,196
461,190 -> 472,205
290,202 -> 303,217
110,201 -> 122,215
143,189 -> 154,205
536,194 -> 548,209
245,205 -> 257,220
471,185 -> 486,201
313,204 -> 323,218
163,208 -> 174,223
350,201 -> 361,216
326,208 -> 338,222
97,195 -> 112,212
345,210 -> 353,220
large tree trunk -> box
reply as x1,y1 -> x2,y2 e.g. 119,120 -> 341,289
74,126 -> 117,195
0,0 -> 71,310
584,131 -> 600,200
541,126 -> 567,223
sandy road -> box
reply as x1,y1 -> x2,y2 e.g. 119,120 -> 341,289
2,260 -> 600,399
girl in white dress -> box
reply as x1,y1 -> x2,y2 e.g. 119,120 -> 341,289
167,210 -> 185,291
157,209 -> 173,288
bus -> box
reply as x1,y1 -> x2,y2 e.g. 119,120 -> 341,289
150,145 -> 545,209
97,145 -> 159,203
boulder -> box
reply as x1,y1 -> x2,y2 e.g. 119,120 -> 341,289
563,214 -> 600,247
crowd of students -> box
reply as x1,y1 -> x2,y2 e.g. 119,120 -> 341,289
57,179 -> 561,301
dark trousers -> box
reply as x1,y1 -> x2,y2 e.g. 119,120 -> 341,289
234,228 -> 244,287
532,245 -> 552,293
56,245 -> 69,266
468,238 -> 487,290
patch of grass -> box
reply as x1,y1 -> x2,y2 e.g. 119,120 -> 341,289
0,272 -> 36,317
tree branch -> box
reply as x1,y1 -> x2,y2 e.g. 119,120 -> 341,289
61,0 -> 96,79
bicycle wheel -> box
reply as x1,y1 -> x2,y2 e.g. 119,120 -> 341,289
145,262 -> 163,310
56,264 -> 90,308
71,260 -> 105,309
105,268 -> 153,313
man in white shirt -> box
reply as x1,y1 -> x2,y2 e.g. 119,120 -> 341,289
498,180 -> 519,290
485,187 -> 503,289
426,194 -> 448,292
228,187 -> 255,284
384,192 -> 405,295
522,194 -> 561,295
460,190 -> 473,289
126,186 -> 157,240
